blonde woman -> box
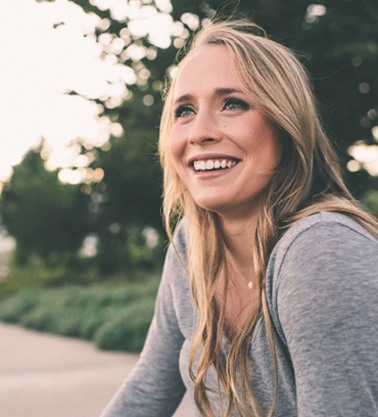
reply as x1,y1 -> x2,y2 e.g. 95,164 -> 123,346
100,20 -> 378,417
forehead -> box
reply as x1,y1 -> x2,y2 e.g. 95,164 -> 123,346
173,44 -> 243,97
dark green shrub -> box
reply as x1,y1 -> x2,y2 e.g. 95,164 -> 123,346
0,290 -> 39,322
0,275 -> 159,352
94,300 -> 155,352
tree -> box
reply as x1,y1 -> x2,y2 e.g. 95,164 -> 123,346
69,0 -> 378,197
88,94 -> 165,273
23,0 -> 375,273
0,146 -> 91,265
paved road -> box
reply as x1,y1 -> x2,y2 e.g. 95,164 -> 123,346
0,322 -> 195,417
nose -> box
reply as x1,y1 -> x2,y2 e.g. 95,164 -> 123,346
188,110 -> 221,146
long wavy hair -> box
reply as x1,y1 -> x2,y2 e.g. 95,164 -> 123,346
159,19 -> 378,417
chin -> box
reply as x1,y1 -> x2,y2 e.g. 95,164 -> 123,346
192,196 -> 229,213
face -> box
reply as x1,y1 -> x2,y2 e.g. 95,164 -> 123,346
169,44 -> 282,222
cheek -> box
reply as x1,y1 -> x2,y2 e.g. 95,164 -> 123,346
253,123 -> 283,168
168,132 -> 178,158
261,140 -> 282,173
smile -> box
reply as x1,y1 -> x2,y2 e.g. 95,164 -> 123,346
193,159 -> 238,172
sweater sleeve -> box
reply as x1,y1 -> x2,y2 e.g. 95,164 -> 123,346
100,241 -> 187,417
276,220 -> 378,417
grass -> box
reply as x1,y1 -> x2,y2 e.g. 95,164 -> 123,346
0,273 -> 160,352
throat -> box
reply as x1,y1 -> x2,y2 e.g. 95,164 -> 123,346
214,267 -> 259,337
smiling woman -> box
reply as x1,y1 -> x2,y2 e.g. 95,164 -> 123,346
169,45 -> 282,221
100,19 -> 378,417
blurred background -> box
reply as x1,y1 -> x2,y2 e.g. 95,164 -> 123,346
0,0 -> 377,354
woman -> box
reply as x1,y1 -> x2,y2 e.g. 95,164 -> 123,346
101,20 -> 378,417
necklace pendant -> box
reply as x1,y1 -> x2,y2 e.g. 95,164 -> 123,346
247,281 -> 253,290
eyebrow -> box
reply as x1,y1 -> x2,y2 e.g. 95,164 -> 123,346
173,88 -> 243,105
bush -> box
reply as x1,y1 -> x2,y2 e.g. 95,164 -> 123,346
0,262 -> 100,298
0,290 -> 39,322
0,273 -> 160,352
364,190 -> 378,218
94,299 -> 155,352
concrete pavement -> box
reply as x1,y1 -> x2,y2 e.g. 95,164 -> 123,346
0,322 -> 195,417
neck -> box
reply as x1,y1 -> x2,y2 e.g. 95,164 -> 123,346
218,212 -> 259,271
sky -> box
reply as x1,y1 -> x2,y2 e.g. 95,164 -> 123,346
0,0 -> 179,255
1,0 -> 105,182
0,0 -> 377,185
0,0 -> 174,185
0,0 -> 377,256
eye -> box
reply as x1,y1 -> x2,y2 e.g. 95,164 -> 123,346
223,97 -> 250,111
174,104 -> 195,118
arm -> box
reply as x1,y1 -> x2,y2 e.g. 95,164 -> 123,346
100,243 -> 187,417
277,221 -> 378,417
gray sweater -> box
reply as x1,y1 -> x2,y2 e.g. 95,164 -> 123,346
100,212 -> 378,417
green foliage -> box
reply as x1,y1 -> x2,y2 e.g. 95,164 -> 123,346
2,0 -> 376,276
0,146 -> 91,265
0,274 -> 160,352
90,103 -> 165,273
172,0 -> 378,188
364,190 -> 378,218
75,0 -> 378,196
93,300 -> 155,352
0,259 -> 100,298
94,103 -> 163,231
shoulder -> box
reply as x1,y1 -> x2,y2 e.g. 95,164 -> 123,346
265,213 -> 378,416
161,218 -> 190,297
266,212 -> 378,343
164,218 -> 188,272
158,219 -> 193,335
268,211 -> 377,276
280,211 -> 376,251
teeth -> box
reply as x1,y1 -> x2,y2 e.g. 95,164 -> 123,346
206,160 -> 214,170
193,159 -> 237,172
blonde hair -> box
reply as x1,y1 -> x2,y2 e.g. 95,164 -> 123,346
159,20 -> 378,417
